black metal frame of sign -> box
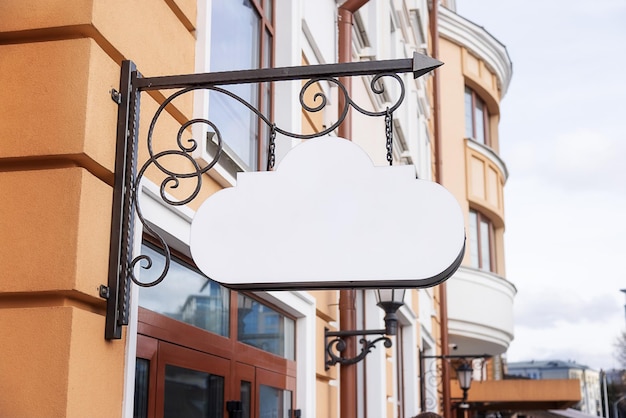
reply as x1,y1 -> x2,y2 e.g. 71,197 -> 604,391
102,53 -> 444,339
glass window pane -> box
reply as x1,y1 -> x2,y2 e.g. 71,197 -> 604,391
464,87 -> 473,139
210,0 -> 260,71
264,0 -> 273,21
475,99 -> 485,144
240,381 -> 252,418
164,365 -> 224,418
468,211 -> 479,268
138,244 -> 230,337
483,105 -> 490,144
264,30 -> 272,69
480,218 -> 491,271
133,359 -> 150,418
259,385 -> 292,418
238,294 -> 295,360
259,31 -> 273,169
209,0 -> 261,170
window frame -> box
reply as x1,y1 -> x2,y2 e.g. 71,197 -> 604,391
469,209 -> 496,272
464,86 -> 491,147
135,237 -> 298,417
207,0 -> 275,172
138,238 -> 297,364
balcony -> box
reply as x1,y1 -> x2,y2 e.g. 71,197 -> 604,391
447,266 -> 516,355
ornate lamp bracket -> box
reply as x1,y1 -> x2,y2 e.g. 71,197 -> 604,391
324,328 -> 392,370
419,352 -> 492,412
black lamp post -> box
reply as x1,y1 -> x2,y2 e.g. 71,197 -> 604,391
324,289 -> 406,369
456,361 -> 474,407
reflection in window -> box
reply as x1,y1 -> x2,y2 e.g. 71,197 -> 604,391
209,0 -> 273,170
238,294 -> 295,360
138,244 -> 230,337
240,381 -> 252,418
164,365 -> 224,418
133,359 -> 149,418
259,385 -> 292,418
469,209 -> 495,272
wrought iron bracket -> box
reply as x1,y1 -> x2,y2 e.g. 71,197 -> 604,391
324,327 -> 392,370
418,352 -> 492,411
104,53 -> 443,340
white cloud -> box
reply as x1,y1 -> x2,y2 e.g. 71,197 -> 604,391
507,317 -> 624,370
190,137 -> 465,290
505,129 -> 626,192
515,288 -> 621,328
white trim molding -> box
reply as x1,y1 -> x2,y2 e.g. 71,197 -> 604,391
439,6 -> 513,96
447,266 -> 517,355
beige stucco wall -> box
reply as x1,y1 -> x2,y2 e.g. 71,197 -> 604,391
0,307 -> 127,417
0,0 -> 199,415
438,36 -> 507,275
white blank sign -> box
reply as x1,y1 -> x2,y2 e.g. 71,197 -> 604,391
190,136 -> 465,290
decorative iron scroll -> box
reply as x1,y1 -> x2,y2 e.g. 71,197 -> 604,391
103,53 -> 443,339
419,353 -> 491,413
420,353 -> 446,412
324,327 -> 392,370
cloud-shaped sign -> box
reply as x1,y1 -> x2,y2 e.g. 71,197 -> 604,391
190,136 -> 465,290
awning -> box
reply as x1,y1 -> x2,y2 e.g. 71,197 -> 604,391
450,379 -> 581,412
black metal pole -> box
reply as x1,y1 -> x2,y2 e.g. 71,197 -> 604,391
134,52 -> 441,91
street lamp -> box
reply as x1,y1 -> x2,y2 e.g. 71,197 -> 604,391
456,361 -> 474,408
375,288 -> 406,335
324,289 -> 406,369
419,353 -> 490,412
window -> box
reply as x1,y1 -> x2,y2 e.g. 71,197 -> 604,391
135,239 -> 297,418
464,86 -> 490,146
238,294 -> 295,360
164,364 -> 224,418
208,0 -> 274,171
138,243 -> 230,337
469,209 -> 495,272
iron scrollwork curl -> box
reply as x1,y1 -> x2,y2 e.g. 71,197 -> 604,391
421,355 -> 446,412
129,74 -> 405,288
128,86 -> 224,287
419,353 -> 492,413
325,328 -> 392,370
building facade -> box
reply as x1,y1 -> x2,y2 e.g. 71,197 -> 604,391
508,361 -> 603,416
1,1 -> 519,417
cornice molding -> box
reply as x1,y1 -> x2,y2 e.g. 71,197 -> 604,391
439,6 -> 513,96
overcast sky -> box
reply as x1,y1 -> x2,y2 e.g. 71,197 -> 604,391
455,0 -> 626,371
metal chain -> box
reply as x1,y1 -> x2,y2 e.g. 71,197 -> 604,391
267,124 -> 277,171
385,107 -> 393,166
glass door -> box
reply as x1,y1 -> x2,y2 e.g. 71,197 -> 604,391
156,341 -> 231,418
134,337 -> 298,418
231,362 -> 255,418
256,368 -> 296,418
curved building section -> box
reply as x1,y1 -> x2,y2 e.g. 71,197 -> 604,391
447,266 -> 516,355
437,6 -> 515,356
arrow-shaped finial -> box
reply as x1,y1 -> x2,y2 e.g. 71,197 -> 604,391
412,51 -> 444,78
